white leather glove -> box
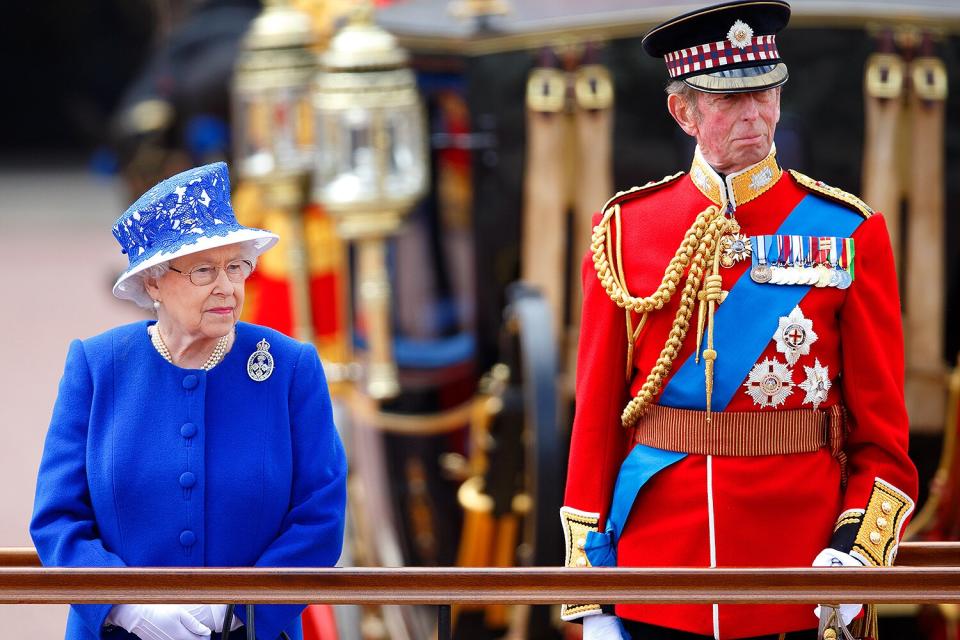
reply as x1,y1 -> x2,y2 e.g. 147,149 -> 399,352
583,613 -> 627,640
107,604 -> 212,640
184,605 -> 244,633
812,548 -> 864,625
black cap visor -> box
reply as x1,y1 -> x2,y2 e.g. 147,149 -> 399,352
683,62 -> 788,93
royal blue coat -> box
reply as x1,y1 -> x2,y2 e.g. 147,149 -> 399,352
31,321 -> 348,640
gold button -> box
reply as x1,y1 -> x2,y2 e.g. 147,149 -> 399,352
824,630 -> 837,640
881,501 -> 893,514
870,531 -> 882,544
577,537 -> 586,549
876,517 -> 888,529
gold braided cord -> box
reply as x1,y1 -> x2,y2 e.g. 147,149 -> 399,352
608,203 -> 653,380
850,605 -> 878,639
624,310 -> 648,380
695,273 -> 726,361
618,209 -> 727,428
699,221 -> 731,420
591,205 -> 720,314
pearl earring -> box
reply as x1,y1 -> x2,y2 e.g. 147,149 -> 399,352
153,300 -> 161,311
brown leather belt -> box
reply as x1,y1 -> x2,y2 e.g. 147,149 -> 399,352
634,403 -> 847,458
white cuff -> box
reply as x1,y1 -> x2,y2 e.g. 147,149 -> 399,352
583,614 -> 625,640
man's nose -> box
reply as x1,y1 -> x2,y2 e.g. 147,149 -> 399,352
741,96 -> 761,119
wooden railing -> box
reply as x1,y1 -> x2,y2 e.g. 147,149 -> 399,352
3,542 -> 956,570
1,543 -> 958,604
2,544 -> 958,637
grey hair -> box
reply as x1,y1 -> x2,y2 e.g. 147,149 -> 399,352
665,80 -> 702,120
127,239 -> 262,311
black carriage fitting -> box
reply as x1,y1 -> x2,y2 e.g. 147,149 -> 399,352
503,282 -> 564,570
438,603 -> 452,640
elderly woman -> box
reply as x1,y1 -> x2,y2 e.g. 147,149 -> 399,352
30,162 -> 347,640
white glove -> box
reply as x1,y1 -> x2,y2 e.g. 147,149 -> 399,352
812,548 -> 864,625
583,613 -> 626,640
106,604 -> 212,640
185,605 -> 244,633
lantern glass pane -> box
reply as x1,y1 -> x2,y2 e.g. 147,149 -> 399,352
314,101 -> 427,209
315,108 -> 376,204
383,106 -> 426,199
233,86 -> 313,179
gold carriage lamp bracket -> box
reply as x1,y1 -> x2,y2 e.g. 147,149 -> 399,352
864,52 -> 905,100
527,66 -> 568,113
911,56 -> 948,102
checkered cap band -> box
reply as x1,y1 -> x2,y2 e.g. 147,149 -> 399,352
665,34 -> 779,79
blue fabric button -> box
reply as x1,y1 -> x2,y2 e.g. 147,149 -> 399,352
180,422 -> 197,438
182,375 -> 198,390
179,530 -> 196,547
179,472 -> 196,488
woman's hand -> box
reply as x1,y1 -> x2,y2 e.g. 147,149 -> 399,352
107,604 -> 212,639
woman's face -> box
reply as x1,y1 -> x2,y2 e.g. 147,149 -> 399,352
149,245 -> 249,339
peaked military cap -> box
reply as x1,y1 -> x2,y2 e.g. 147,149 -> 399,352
642,0 -> 790,93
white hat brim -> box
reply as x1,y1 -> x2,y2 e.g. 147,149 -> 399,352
112,228 -> 279,302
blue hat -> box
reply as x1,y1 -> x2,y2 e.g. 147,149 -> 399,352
642,0 -> 791,93
112,162 -> 278,303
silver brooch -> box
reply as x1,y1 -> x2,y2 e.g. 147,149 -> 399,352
774,306 -> 818,366
247,338 -> 275,382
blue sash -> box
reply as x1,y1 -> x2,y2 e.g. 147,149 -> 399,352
585,194 -> 865,567
658,195 -> 864,410
585,444 -> 685,567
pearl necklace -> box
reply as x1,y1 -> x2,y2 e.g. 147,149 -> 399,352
150,325 -> 230,371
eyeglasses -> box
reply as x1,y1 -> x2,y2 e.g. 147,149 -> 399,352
168,259 -> 254,286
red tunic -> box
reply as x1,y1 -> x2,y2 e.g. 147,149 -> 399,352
561,149 -> 918,639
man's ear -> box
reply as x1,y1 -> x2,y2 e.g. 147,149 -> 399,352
668,93 -> 699,138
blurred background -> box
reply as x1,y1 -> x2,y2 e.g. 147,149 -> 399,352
1,0 -> 959,638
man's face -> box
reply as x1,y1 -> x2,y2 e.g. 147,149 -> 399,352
683,88 -> 781,174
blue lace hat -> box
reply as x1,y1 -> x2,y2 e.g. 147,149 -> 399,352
112,162 -> 278,304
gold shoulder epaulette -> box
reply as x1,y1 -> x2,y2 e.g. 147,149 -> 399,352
601,171 -> 685,214
788,169 -> 874,218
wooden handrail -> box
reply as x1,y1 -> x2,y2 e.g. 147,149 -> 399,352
0,566 -> 957,605
0,548 -> 40,567
0,545 -> 957,605
897,541 -> 960,566
1,542 -> 956,568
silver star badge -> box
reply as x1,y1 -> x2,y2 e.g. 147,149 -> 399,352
743,358 -> 795,408
774,306 -> 818,366
799,358 -> 831,410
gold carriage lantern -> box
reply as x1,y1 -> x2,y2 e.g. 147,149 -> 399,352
312,6 -> 429,400
232,0 -> 317,341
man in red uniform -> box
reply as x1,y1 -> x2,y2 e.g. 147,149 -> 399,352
560,2 -> 918,639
